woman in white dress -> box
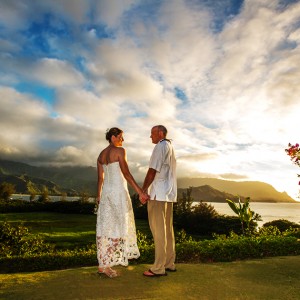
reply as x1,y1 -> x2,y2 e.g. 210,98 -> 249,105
96,127 -> 148,278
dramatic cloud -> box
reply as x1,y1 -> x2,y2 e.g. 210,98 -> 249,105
0,0 -> 299,198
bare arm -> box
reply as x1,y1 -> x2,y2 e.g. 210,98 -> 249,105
118,148 -> 144,196
96,156 -> 104,203
142,168 -> 157,192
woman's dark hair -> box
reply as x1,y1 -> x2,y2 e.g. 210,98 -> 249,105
105,127 -> 123,143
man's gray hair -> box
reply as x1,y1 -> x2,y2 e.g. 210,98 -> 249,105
154,125 -> 172,142
156,125 -> 168,137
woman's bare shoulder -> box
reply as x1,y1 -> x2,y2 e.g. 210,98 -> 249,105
116,146 -> 126,153
97,147 -> 109,163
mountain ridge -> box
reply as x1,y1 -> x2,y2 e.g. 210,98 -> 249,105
0,159 -> 296,202
177,177 -> 295,203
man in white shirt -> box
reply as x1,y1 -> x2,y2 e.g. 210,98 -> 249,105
143,125 -> 177,277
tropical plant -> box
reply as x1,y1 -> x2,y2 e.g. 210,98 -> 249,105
226,197 -> 260,234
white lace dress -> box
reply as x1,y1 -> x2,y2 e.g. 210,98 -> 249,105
96,162 -> 140,267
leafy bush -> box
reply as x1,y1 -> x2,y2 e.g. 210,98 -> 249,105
176,233 -> 300,263
174,190 -> 259,237
0,222 -> 54,257
0,199 -> 95,214
175,211 -> 257,237
1,227 -> 300,273
0,248 -> 97,273
263,219 -> 300,232
259,223 -> 300,239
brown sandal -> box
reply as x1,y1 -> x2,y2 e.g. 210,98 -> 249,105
98,267 -> 118,278
143,269 -> 167,277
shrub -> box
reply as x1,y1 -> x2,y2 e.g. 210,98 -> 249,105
263,219 -> 300,232
176,233 -> 300,263
0,222 -> 54,258
1,229 -> 300,273
175,212 -> 257,237
0,199 -> 95,214
0,248 -> 97,273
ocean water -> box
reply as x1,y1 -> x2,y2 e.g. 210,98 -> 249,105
203,202 -> 300,226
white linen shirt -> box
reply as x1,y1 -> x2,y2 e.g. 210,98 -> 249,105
148,139 -> 177,202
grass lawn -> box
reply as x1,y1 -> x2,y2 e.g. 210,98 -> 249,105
1,212 -> 300,299
0,212 -> 151,249
1,256 -> 300,300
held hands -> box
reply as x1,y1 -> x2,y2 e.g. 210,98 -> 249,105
94,197 -> 100,214
139,191 -> 150,205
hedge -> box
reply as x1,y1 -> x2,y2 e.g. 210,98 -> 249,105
1,235 -> 299,273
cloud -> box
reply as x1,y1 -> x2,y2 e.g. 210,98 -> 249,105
54,146 -> 89,166
54,88 -> 122,128
219,173 -> 249,180
93,0 -> 137,28
0,0 -> 300,198
31,58 -> 85,87
178,153 -> 218,162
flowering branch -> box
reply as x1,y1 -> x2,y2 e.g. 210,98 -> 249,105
285,143 -> 300,191
285,143 -> 300,167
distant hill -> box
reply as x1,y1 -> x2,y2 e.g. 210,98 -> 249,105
0,159 -> 296,202
178,185 -> 246,203
0,174 -> 76,195
178,178 -> 296,203
0,159 -> 96,195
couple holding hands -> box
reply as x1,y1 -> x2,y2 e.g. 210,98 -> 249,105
96,125 -> 177,278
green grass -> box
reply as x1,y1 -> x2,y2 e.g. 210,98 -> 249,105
1,257 -> 300,300
1,212 -> 300,299
0,212 -> 151,249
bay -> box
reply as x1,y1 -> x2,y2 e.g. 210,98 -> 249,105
201,202 -> 300,226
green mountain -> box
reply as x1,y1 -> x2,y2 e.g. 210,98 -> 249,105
0,159 -> 96,195
0,173 -> 75,195
178,178 -> 296,203
0,159 -> 296,202
178,185 -> 246,203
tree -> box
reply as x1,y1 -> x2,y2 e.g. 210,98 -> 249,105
38,186 -> 49,202
60,192 -> 67,201
29,192 -> 36,202
174,187 -> 194,230
0,182 -> 15,201
79,191 -> 90,203
175,186 -> 193,216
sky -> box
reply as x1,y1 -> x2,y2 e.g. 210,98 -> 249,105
0,0 -> 300,200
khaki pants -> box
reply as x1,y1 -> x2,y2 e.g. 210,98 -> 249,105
147,200 -> 176,274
